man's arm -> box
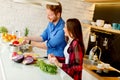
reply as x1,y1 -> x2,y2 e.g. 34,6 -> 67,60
30,41 -> 47,50
25,36 -> 43,42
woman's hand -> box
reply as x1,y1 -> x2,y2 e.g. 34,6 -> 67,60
48,54 -> 62,67
48,54 -> 56,63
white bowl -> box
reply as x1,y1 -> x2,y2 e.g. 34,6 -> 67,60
104,24 -> 112,29
96,19 -> 105,27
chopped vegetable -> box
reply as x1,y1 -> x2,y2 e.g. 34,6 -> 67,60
12,55 -> 24,63
35,59 -> 57,74
22,56 -> 34,65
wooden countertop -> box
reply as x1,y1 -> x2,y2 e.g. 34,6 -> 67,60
83,58 -> 120,80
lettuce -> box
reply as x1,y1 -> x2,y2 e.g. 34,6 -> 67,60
35,59 -> 57,74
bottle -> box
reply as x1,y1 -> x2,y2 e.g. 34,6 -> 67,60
16,30 -> 21,38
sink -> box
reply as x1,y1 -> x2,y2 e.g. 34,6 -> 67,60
84,55 -> 120,77
83,59 -> 93,65
92,70 -> 120,77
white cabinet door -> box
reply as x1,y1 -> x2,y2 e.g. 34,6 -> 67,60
82,69 -> 98,80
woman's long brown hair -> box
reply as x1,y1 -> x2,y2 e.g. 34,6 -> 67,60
66,18 -> 85,54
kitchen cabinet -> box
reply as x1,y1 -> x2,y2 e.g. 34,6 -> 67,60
85,0 -> 120,3
82,69 -> 98,80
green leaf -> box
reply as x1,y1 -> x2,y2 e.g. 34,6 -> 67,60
35,59 -> 57,74
0,26 -> 8,33
24,27 -> 29,36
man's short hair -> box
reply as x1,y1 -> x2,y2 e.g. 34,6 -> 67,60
46,2 -> 62,15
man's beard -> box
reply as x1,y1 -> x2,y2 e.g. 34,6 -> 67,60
52,19 -> 57,23
49,17 -> 58,23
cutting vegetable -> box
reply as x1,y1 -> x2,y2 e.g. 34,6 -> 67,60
19,2 -> 67,59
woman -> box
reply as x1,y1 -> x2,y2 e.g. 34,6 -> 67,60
48,18 -> 85,80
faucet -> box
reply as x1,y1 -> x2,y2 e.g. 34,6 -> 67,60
94,46 -> 102,62
89,45 -> 102,62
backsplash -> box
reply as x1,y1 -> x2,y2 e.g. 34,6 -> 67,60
86,28 -> 120,70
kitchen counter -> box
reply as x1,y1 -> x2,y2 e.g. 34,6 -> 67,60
0,44 -> 73,80
83,57 -> 120,80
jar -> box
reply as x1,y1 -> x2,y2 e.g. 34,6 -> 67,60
19,44 -> 32,52
90,33 -> 96,42
10,45 -> 19,52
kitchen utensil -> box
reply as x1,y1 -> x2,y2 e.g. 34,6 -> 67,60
103,37 -> 108,49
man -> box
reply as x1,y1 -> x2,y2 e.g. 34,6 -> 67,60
24,2 -> 67,58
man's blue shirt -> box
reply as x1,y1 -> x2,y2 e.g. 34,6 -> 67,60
41,18 -> 67,57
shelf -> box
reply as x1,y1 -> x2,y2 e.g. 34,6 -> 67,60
81,23 -> 120,34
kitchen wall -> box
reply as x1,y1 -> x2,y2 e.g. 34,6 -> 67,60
0,0 -> 95,55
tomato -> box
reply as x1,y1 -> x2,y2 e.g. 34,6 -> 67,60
12,40 -> 19,45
